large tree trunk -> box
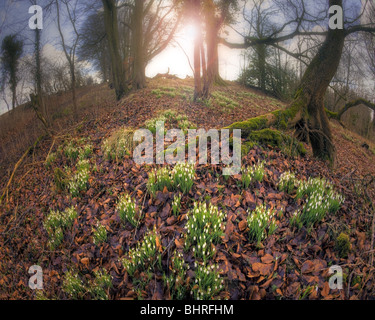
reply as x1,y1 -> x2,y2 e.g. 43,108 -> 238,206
256,43 -> 267,91
102,0 -> 128,100
291,0 -> 345,162
206,13 -> 222,86
132,0 -> 146,90
205,0 -> 226,87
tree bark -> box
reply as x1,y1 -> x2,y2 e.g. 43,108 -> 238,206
70,64 -> 78,122
290,0 -> 345,163
205,8 -> 222,86
204,0 -> 228,87
33,28 -> 50,134
256,43 -> 267,91
102,0 -> 128,100
193,30 -> 202,101
11,80 -> 16,111
201,40 -> 210,97
191,0 -> 203,101
132,0 -> 146,90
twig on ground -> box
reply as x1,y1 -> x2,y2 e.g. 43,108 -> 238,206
0,135 -> 44,204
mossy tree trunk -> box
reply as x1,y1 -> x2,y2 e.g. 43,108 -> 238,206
289,0 -> 345,163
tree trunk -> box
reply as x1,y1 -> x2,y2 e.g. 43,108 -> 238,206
9,66 -> 17,113
191,0 -> 203,101
132,0 -> 146,90
256,43 -> 267,91
102,0 -> 128,100
34,28 -> 50,134
11,78 -> 16,112
71,64 -> 78,122
100,50 -> 108,83
206,14 -> 222,86
193,32 -> 202,101
290,0 -> 345,163
205,0 -> 225,87
201,41 -> 210,98
35,29 -> 49,127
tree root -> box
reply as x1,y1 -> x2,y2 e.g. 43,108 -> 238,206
226,99 -> 337,163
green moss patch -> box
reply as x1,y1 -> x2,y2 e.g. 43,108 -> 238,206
248,129 -> 306,157
335,232 -> 351,258
226,115 -> 269,136
325,108 -> 338,120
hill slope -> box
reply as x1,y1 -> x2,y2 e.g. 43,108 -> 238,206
0,78 -> 374,300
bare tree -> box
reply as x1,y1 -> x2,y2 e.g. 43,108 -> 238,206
100,0 -> 181,96
131,0 -> 182,89
184,0 -> 238,100
241,0 -> 276,91
0,0 -> 13,37
55,0 -> 82,121
362,1 -> 375,135
78,11 -> 110,83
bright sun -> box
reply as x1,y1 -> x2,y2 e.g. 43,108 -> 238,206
147,20 -> 239,81
184,24 -> 198,42
147,24 -> 198,78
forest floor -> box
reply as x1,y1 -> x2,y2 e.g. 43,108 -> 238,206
0,77 -> 375,300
